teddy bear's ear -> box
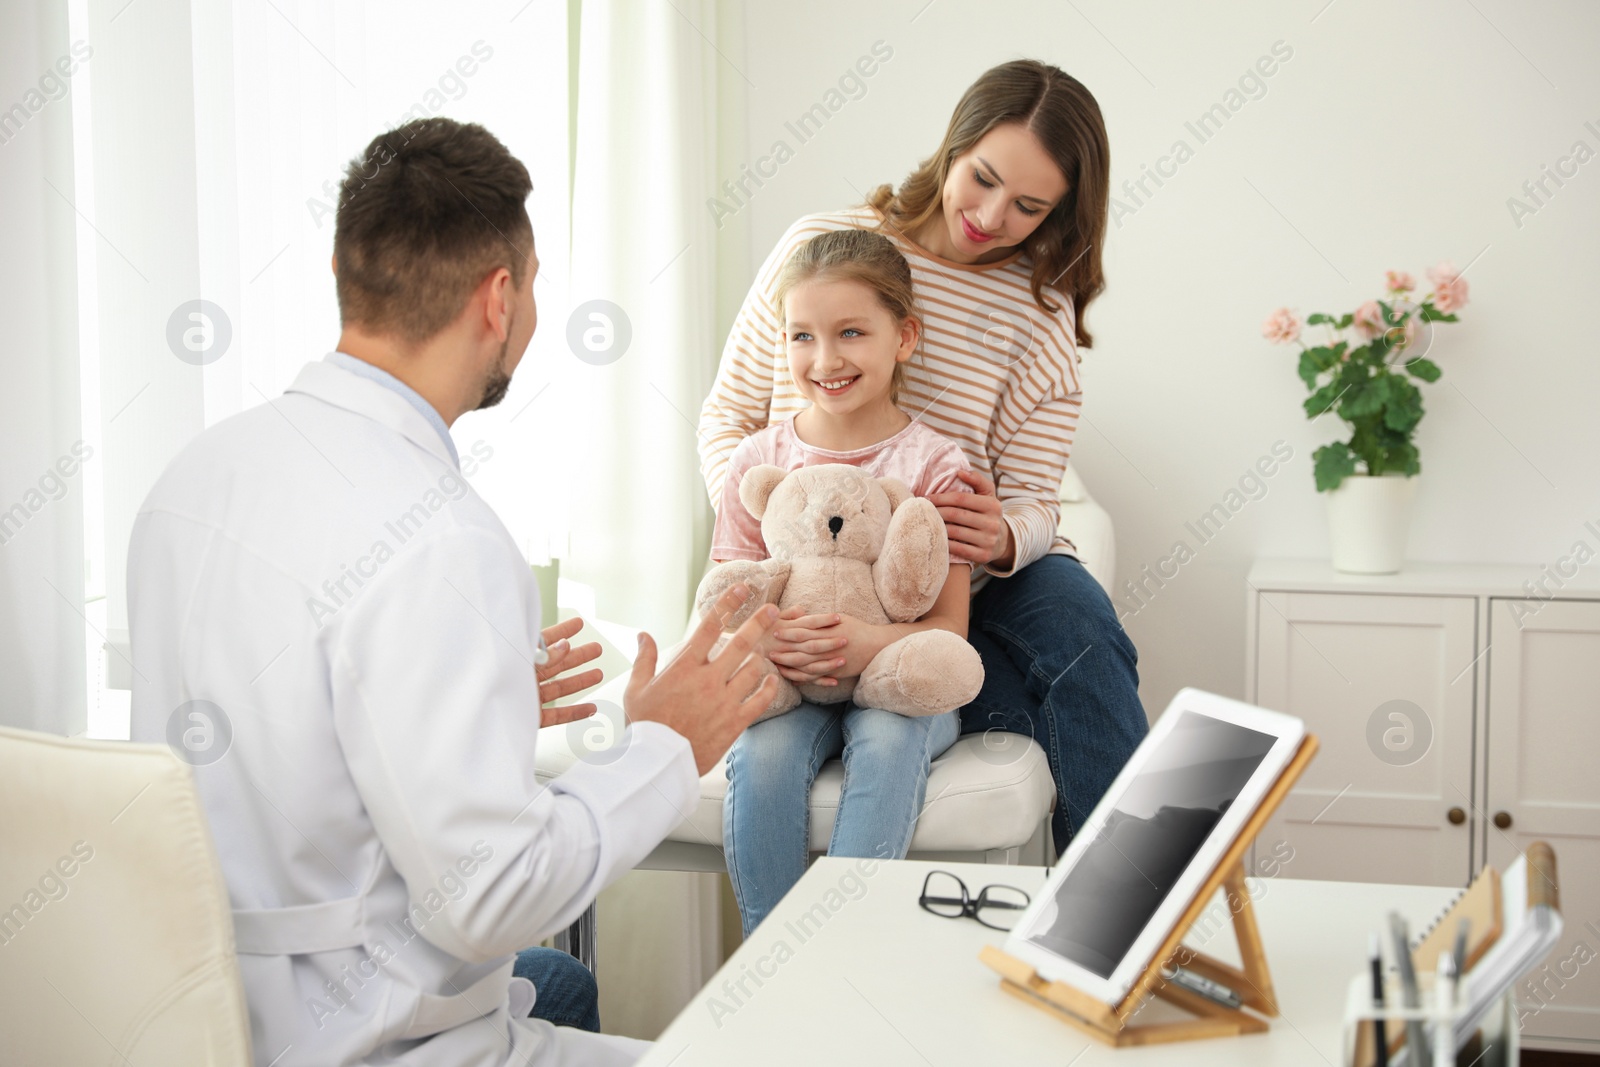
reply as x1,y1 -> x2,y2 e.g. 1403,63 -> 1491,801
739,464 -> 789,520
876,477 -> 914,511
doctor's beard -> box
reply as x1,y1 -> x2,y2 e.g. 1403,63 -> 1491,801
476,337 -> 512,410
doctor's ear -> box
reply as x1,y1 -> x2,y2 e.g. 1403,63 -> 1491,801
330,253 -> 338,277
483,267 -> 514,341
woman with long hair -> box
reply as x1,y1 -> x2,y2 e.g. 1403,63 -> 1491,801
699,59 -> 1147,855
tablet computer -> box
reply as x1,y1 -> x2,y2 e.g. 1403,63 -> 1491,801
1001,688 -> 1305,1005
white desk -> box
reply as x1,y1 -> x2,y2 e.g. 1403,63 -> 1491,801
637,858 -> 1481,1066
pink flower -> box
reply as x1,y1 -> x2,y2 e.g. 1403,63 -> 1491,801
1385,270 -> 1416,293
1261,307 -> 1301,344
1381,301 -> 1422,351
1395,316 -> 1421,350
1427,260 -> 1470,314
1433,277 -> 1469,314
1353,300 -> 1385,340
1425,260 -> 1459,287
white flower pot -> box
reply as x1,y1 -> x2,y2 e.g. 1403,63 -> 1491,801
1325,472 -> 1416,574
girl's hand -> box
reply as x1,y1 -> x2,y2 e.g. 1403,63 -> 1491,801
765,610 -> 893,686
928,469 -> 1014,569
536,616 -> 605,727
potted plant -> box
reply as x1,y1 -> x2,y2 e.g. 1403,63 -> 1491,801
1263,263 -> 1470,574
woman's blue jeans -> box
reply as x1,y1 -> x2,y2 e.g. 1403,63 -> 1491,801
723,701 -> 960,937
961,553 -> 1148,852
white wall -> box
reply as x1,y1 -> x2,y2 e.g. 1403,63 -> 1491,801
0,0 -> 88,735
720,0 -> 1600,717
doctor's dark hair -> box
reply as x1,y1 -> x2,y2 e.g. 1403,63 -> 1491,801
772,229 -> 922,405
333,118 -> 533,342
867,59 -> 1109,349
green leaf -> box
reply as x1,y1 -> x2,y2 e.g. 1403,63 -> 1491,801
1341,374 -> 1387,419
1313,442 -> 1358,492
1384,440 -> 1421,476
1403,357 -> 1441,382
1336,313 -> 1354,330
1349,425 -> 1382,474
1297,345 -> 1339,389
1296,351 -> 1319,389
1303,380 -> 1342,418
1383,377 -> 1424,433
1419,305 -> 1460,323
1307,313 -> 1331,325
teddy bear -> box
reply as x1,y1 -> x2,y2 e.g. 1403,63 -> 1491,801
695,462 -> 985,721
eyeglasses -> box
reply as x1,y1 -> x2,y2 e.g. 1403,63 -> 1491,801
918,870 -> 1031,931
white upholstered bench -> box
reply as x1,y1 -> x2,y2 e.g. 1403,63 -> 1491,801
535,467 -> 1113,967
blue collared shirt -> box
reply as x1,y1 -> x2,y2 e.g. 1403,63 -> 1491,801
325,351 -> 459,468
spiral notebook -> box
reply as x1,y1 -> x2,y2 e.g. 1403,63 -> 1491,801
1446,844 -> 1563,1048
1408,864 -> 1502,974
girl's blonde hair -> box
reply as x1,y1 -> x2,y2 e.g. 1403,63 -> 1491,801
773,229 -> 921,404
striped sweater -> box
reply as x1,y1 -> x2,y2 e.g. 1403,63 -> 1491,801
698,205 -> 1082,589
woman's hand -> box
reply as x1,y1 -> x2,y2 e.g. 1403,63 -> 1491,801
928,469 -> 1014,570
536,616 -> 605,727
764,609 -> 894,686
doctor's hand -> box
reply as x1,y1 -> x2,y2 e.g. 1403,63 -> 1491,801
625,583 -> 780,776
537,617 -> 605,728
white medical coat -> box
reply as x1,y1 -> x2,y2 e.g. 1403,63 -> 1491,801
129,358 -> 697,1066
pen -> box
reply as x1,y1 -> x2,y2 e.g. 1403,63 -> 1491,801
1434,952 -> 1456,1067
1451,918 -> 1470,975
1370,931 -> 1389,1067
1389,912 -> 1430,1067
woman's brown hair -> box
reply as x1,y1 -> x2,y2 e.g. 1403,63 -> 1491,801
773,229 -> 922,405
868,59 -> 1109,349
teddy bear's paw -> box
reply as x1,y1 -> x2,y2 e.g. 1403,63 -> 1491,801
750,675 -> 804,723
694,560 -> 769,629
874,497 -> 948,622
855,630 -> 984,717
796,679 -> 857,707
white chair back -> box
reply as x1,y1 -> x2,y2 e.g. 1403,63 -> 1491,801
0,727 -> 252,1065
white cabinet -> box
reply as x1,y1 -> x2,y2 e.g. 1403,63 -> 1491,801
1483,597 -> 1600,1048
1245,559 -> 1600,1052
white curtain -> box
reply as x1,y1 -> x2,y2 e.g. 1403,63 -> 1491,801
81,0 -> 574,656
0,0 -> 87,736
566,0 -> 733,1038
53,0 -> 729,1038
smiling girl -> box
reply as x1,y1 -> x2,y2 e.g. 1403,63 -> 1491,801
700,59 -> 1149,857
712,228 -> 977,935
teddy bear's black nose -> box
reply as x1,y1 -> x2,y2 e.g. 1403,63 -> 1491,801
828,516 -> 843,538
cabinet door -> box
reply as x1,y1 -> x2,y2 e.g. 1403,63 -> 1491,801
1254,591 -> 1477,886
1485,598 -> 1600,1049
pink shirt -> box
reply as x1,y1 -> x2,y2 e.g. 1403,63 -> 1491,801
711,415 -> 973,562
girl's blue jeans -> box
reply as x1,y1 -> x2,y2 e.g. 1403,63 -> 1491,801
723,701 -> 960,936
961,553 -> 1149,852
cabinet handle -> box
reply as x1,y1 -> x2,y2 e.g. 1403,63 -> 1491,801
1493,811 -> 1513,830
1446,807 -> 1466,825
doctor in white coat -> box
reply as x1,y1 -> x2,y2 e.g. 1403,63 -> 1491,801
128,118 -> 778,1066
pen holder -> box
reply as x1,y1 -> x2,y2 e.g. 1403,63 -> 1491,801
1340,971 -> 1509,1067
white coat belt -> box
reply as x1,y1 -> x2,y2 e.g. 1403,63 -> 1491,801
232,894 -> 532,1039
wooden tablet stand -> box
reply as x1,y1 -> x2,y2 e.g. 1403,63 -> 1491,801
979,734 -> 1319,1047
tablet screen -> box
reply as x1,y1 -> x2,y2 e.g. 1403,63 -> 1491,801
1021,711 -> 1278,978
